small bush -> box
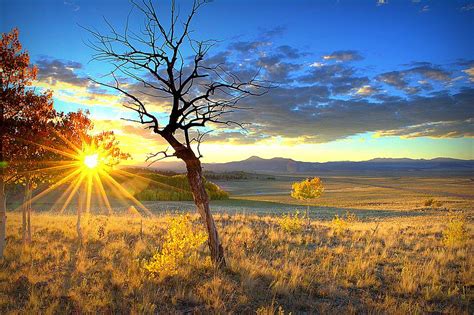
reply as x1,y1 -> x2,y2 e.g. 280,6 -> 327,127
345,210 -> 358,223
331,211 -> 357,235
277,211 -> 305,233
331,215 -> 348,235
143,215 -> 207,276
424,198 -> 443,208
443,213 -> 467,247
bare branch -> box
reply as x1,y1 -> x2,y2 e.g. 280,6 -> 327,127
86,0 -> 271,162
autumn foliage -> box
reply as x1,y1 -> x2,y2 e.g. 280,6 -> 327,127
291,177 -> 324,201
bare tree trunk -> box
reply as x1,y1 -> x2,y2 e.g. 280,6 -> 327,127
77,207 -> 82,246
27,183 -> 31,243
22,182 -> 27,244
184,157 -> 226,268
22,179 -> 33,244
0,101 -> 6,258
0,175 -> 5,258
77,183 -> 84,245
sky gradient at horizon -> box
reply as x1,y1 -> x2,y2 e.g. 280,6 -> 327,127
1,0 -> 473,164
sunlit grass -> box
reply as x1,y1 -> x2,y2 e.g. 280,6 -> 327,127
1,212 -> 471,313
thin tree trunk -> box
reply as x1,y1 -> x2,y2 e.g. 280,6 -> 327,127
184,157 -> 226,268
27,183 -> 31,243
22,179 -> 33,244
140,218 -> 143,240
77,206 -> 82,246
0,174 -> 6,258
77,183 -> 84,245
22,182 -> 27,244
0,101 -> 6,258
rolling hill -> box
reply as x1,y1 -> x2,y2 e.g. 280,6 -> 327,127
149,156 -> 474,175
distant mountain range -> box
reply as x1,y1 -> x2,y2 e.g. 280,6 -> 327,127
150,156 -> 474,174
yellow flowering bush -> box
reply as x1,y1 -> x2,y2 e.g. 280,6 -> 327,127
291,177 -> 324,200
277,211 -> 305,233
144,214 -> 207,276
443,212 -> 467,247
291,177 -> 324,221
331,211 -> 358,235
331,215 -> 348,235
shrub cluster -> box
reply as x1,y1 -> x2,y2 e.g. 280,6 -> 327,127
277,211 -> 305,233
442,212 -> 467,247
331,211 -> 358,235
143,215 -> 208,277
424,198 -> 443,208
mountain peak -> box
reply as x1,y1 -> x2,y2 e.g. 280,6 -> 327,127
246,156 -> 265,161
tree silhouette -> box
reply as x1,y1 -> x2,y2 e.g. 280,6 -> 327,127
87,0 -> 269,266
0,28 -> 58,257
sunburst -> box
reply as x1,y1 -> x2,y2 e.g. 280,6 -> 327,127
14,132 -> 153,217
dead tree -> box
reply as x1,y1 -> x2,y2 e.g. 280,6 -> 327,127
87,0 -> 268,267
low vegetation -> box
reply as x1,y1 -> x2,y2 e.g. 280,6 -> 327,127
277,211 -> 305,233
424,198 -> 444,209
443,212 -> 468,247
0,211 -> 471,313
122,172 -> 229,201
143,215 -> 208,277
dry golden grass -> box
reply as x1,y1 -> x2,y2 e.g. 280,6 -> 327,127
233,176 -> 474,211
0,211 -> 472,314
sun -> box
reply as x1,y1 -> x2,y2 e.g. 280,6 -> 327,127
16,133 -> 151,217
84,153 -> 99,169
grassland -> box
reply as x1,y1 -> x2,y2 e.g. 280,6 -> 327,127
0,211 -> 472,314
216,175 -> 474,211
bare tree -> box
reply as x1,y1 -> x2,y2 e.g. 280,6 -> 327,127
87,0 -> 268,267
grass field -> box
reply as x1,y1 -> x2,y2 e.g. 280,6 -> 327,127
2,174 -> 472,313
0,211 -> 472,314
215,175 -> 474,211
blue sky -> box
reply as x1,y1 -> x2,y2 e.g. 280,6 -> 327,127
1,0 -> 473,163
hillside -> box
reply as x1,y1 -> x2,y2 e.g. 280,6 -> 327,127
204,156 -> 474,174
148,156 -> 474,174
117,170 -> 229,201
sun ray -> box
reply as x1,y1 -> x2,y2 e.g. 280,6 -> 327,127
86,174 -> 92,214
17,131 -> 147,219
59,172 -> 86,214
51,171 -> 86,214
93,172 -> 113,215
100,175 -> 131,210
20,162 -> 81,176
114,169 -> 189,193
8,163 -> 78,178
92,174 -> 106,214
14,168 -> 83,212
15,137 -> 79,160
52,129 -> 83,154
99,170 -> 153,216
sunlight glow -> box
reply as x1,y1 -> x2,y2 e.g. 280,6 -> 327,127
15,133 -> 151,217
84,154 -> 99,169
